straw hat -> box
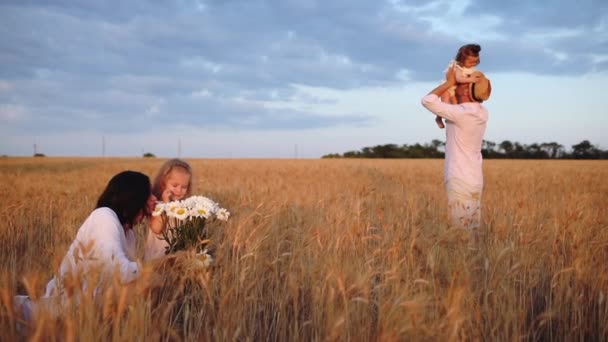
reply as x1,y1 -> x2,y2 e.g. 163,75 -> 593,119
469,71 -> 491,102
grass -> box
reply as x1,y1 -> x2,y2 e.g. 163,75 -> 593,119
0,157 -> 606,341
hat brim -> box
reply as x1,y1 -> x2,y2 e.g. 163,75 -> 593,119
469,73 -> 491,102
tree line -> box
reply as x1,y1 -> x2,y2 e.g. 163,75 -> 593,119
321,140 -> 608,159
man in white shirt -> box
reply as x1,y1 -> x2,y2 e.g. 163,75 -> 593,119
421,66 -> 492,230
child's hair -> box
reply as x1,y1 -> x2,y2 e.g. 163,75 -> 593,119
96,170 -> 151,228
455,44 -> 481,66
151,158 -> 193,199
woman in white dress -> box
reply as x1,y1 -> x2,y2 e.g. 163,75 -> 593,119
15,170 -> 156,322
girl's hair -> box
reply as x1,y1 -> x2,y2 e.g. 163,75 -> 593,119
96,170 -> 151,229
151,158 -> 193,198
455,44 -> 481,65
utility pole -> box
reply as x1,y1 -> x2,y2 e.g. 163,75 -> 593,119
294,144 -> 298,159
102,136 -> 106,157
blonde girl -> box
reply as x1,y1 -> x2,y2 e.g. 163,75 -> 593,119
144,158 -> 193,261
436,44 -> 482,128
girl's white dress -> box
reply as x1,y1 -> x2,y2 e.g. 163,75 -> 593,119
444,60 -> 477,96
144,230 -> 169,261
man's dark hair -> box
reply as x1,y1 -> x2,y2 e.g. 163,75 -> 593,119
96,170 -> 151,228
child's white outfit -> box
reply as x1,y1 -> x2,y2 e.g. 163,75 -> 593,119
144,230 -> 169,261
444,60 -> 477,96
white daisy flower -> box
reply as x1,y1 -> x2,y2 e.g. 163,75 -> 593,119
191,196 -> 219,212
216,208 -> 230,221
168,202 -> 189,220
156,194 -> 229,255
196,250 -> 213,267
192,206 -> 211,219
183,196 -> 198,208
152,202 -> 166,217
165,200 -> 180,214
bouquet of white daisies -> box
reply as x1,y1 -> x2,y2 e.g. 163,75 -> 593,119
152,195 -> 230,255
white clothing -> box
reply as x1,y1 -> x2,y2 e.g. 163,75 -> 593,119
13,208 -> 140,324
443,60 -> 478,96
144,229 -> 169,261
421,94 -> 488,188
446,178 -> 482,229
445,60 -> 477,81
13,295 -> 60,326
45,207 -> 140,297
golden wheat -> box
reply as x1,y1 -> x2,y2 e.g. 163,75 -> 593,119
0,157 -> 606,341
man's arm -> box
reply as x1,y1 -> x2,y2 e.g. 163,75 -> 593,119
421,66 -> 464,122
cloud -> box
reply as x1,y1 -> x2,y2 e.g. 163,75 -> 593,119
0,104 -> 28,122
466,0 -> 606,30
463,0 -> 608,73
0,0 -> 606,156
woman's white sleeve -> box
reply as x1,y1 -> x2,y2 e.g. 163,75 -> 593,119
91,210 -> 141,284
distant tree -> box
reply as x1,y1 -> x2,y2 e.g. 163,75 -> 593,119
551,142 -> 565,159
525,143 -> 548,159
571,140 -> 601,159
372,144 -> 402,158
431,139 -> 445,151
361,147 -> 374,158
321,153 -> 342,159
482,140 -> 496,152
320,139 -> 606,159
482,140 -> 498,158
405,143 -> 421,158
34,153 -> 46,157
423,141 -> 444,158
513,142 -> 526,158
499,140 -> 514,157
343,151 -> 360,158
540,142 -> 564,159
143,152 -> 156,158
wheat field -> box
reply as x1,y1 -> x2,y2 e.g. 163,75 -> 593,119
0,157 -> 606,341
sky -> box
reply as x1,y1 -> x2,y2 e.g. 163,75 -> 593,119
0,0 -> 606,158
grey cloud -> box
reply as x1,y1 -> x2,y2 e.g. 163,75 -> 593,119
1,75 -> 369,134
464,0 -> 607,74
0,0 -> 606,139
1,0 -> 182,23
466,0 -> 607,30
146,93 -> 372,130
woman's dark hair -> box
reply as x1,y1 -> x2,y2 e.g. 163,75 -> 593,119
455,44 -> 481,65
96,170 -> 151,228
